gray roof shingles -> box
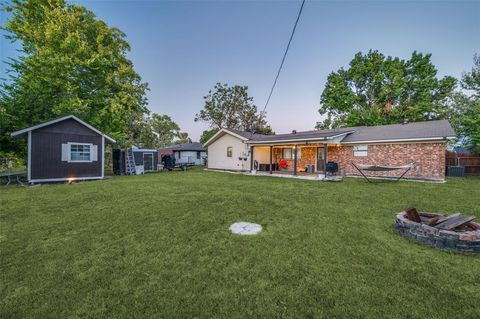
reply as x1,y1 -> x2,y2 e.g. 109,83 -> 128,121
226,128 -> 268,140
226,120 -> 455,144
340,120 -> 455,143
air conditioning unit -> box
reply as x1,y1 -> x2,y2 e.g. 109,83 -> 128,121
447,166 -> 464,177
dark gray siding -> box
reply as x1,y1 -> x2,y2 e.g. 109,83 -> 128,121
31,119 -> 102,180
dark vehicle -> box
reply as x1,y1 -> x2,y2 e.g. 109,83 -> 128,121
161,154 -> 193,171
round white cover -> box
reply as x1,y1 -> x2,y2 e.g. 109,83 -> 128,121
229,222 -> 262,235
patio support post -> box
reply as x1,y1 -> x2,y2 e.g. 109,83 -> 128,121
293,145 -> 298,176
323,143 -> 327,174
250,146 -> 254,172
269,145 -> 273,174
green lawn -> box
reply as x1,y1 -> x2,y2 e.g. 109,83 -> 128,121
1,169 -> 479,318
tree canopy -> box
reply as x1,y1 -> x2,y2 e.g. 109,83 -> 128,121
174,132 -> 192,145
449,54 -> 480,154
199,128 -> 219,145
150,114 -> 180,147
126,113 -> 182,149
1,0 -> 149,155
195,83 -> 274,134
316,50 -> 456,129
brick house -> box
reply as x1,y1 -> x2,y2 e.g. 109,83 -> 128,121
203,120 -> 455,181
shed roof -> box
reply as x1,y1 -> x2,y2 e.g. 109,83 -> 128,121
159,142 -> 206,152
11,115 -> 116,143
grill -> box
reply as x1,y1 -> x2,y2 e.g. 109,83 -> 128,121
326,161 -> 339,174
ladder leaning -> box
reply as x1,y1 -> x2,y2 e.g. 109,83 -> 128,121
125,148 -> 136,175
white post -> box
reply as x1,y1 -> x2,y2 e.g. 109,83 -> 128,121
27,131 -> 32,182
101,136 -> 105,178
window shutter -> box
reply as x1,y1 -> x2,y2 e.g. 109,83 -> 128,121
61,144 -> 69,161
91,145 -> 98,161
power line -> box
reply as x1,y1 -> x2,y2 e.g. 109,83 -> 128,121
262,0 -> 306,114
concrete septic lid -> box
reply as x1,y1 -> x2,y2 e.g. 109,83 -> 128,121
229,222 -> 262,235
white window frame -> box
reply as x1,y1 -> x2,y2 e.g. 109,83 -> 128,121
227,146 -> 233,157
353,144 -> 368,157
68,142 -> 93,163
283,148 -> 292,159
283,148 -> 301,159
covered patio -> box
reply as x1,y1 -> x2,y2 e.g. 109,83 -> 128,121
249,143 -> 330,176
244,128 -> 353,177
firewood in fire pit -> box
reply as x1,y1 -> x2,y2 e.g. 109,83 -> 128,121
436,215 -> 476,231
427,216 -> 440,225
429,213 -> 460,226
405,207 -> 421,222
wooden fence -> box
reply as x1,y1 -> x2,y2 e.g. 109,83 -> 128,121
446,152 -> 480,176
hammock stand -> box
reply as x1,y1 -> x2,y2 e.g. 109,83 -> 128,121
352,162 -> 416,183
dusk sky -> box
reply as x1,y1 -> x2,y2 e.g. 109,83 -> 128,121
1,0 -> 479,141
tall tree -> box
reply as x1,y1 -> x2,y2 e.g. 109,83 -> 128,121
195,83 -> 273,134
174,132 -> 192,144
449,54 -> 480,153
150,113 -> 180,147
316,50 -> 456,129
199,128 -> 219,145
128,114 -> 158,149
0,0 -> 149,155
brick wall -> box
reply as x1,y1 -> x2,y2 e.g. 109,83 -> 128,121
328,142 -> 446,180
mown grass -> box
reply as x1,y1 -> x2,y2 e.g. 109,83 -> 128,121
1,168 -> 479,318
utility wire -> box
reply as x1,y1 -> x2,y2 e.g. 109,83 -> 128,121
262,0 -> 306,114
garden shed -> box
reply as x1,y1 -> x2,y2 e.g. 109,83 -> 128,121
11,115 -> 116,183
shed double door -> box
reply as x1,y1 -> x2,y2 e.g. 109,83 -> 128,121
143,153 -> 154,171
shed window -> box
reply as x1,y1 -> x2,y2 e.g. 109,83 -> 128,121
227,147 -> 233,157
62,143 -> 97,162
353,145 -> 368,157
71,144 -> 91,161
197,151 -> 201,159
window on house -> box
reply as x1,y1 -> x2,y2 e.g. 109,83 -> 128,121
197,151 -> 201,159
282,148 -> 301,159
227,147 -> 233,157
70,144 -> 91,161
283,148 -> 292,159
353,145 -> 368,157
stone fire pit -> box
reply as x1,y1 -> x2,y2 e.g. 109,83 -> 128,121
395,211 -> 480,253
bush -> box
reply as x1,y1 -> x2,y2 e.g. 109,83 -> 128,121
0,152 -> 25,172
